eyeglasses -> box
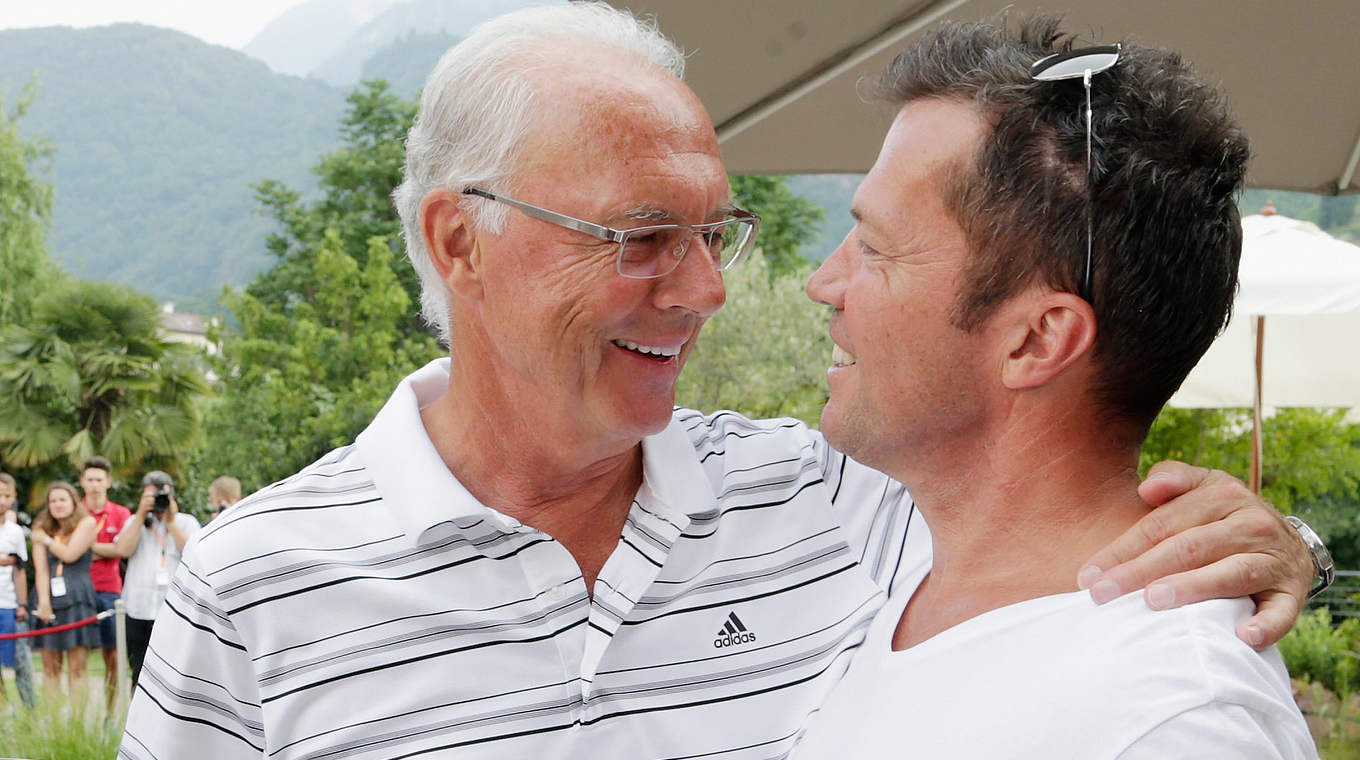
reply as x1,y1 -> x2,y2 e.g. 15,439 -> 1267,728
462,188 -> 760,279
1030,43 -> 1121,303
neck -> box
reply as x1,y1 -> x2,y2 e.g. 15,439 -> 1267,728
890,400 -> 1150,649
420,370 -> 646,591
86,497 -> 105,512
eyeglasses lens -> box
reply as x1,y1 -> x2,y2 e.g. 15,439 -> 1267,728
617,218 -> 755,279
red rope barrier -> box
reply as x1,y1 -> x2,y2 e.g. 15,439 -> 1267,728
0,609 -> 112,640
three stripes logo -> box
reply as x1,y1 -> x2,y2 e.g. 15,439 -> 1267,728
713,611 -> 757,648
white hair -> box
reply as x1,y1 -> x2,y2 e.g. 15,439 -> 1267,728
392,1 -> 686,345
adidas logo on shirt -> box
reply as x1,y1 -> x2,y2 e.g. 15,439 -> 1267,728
713,611 -> 757,648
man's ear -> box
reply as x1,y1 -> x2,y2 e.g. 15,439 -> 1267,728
421,189 -> 483,299
1001,291 -> 1096,390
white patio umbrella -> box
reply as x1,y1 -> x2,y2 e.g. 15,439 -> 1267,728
1168,211 -> 1360,490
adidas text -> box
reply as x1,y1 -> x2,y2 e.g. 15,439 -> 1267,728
713,631 -> 756,648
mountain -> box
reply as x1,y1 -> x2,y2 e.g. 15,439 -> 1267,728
242,0 -> 398,78
310,0 -> 550,86
0,24 -> 347,305
359,29 -> 460,98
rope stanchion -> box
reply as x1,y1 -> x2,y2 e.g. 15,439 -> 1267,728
0,609 -> 113,640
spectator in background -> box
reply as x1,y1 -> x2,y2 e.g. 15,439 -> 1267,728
0,473 -> 31,707
112,471 -> 199,686
31,481 -> 100,709
78,455 -> 131,711
207,476 -> 241,521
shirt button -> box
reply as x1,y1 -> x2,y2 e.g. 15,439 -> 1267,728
545,582 -> 575,603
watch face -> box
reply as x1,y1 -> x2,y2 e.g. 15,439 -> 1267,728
1287,516 -> 1334,598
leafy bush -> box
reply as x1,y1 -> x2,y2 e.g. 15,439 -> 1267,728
676,253 -> 831,426
1280,607 -> 1360,699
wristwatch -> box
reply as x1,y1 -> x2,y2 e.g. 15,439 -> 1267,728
1285,516 -> 1334,598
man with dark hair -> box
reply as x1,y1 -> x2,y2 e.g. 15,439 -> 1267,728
78,454 -> 131,711
796,18 -> 1314,756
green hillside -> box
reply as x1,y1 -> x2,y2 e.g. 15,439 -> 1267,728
359,30 -> 459,98
0,24 -> 346,307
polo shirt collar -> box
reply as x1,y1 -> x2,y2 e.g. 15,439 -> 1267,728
641,412 -> 718,520
356,358 -> 493,544
356,358 -> 718,544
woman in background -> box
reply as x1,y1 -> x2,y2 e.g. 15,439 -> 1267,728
31,481 -> 99,708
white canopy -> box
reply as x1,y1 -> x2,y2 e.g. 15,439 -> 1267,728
1170,214 -> 1360,409
618,0 -> 1360,195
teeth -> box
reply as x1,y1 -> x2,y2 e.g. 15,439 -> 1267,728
613,339 -> 682,357
832,344 -> 856,366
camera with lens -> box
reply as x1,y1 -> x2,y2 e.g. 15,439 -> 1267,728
142,470 -> 175,524
152,486 -> 172,514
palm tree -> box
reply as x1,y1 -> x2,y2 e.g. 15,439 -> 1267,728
0,280 -> 208,483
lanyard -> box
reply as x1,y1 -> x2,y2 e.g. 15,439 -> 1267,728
155,519 -> 170,567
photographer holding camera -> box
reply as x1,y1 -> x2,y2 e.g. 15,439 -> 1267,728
111,471 -> 200,686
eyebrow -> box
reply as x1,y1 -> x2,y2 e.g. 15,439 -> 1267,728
622,203 -> 672,223
613,200 -> 739,226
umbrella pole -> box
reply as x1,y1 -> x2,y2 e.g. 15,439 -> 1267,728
1250,316 -> 1265,493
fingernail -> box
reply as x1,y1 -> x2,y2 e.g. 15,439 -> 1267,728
1146,583 -> 1175,610
1077,565 -> 1103,590
1144,471 -> 1173,482
1243,624 -> 1264,648
1090,578 -> 1121,605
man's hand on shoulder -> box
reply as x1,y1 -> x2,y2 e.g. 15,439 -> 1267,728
1076,461 -> 1313,650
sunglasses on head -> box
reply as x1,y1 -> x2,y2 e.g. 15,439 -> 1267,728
1030,43 -> 1122,303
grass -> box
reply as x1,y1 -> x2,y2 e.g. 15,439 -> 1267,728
0,700 -> 125,760
1,650 -> 128,760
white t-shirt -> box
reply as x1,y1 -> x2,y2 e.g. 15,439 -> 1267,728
796,545 -> 1317,759
120,513 -> 201,620
0,520 -> 26,609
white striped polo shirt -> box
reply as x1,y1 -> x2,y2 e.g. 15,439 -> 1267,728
121,358 -> 927,760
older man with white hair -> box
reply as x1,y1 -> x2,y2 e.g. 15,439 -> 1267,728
121,4 -> 1320,758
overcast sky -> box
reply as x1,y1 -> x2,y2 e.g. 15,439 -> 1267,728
0,0 -> 314,49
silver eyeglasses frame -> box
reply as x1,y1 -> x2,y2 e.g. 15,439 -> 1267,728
461,187 -> 760,279
1030,43 -> 1122,303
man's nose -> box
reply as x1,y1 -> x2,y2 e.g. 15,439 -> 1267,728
806,236 -> 849,308
655,233 -> 727,318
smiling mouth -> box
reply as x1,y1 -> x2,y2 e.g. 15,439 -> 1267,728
613,339 -> 683,361
832,344 -> 857,367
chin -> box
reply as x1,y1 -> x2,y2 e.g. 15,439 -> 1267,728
819,403 -> 874,464
610,396 -> 677,440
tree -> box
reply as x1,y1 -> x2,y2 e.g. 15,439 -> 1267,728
0,79 -> 55,325
0,280 -> 208,484
196,81 -> 439,492
251,80 -> 424,338
1140,407 -> 1360,514
676,253 -> 831,426
731,174 -> 825,278
198,233 -> 439,492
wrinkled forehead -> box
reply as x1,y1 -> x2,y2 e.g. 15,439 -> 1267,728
519,55 -> 728,202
